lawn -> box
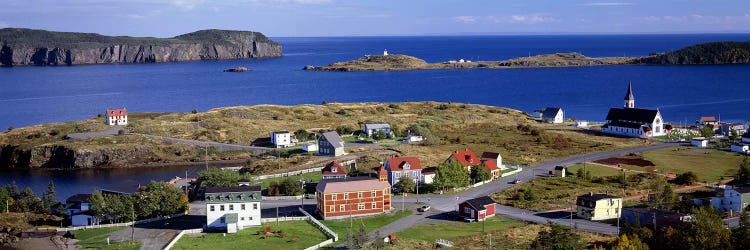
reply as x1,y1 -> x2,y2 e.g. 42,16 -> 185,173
396,216 -> 523,243
567,163 -> 628,177
172,221 -> 327,250
71,227 -> 140,250
642,147 -> 745,182
258,171 -> 323,189
320,210 -> 412,243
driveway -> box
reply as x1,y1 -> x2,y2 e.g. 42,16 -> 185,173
108,215 -> 204,250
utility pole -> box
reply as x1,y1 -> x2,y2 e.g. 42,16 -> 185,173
300,176 -> 305,208
204,145 -> 208,170
570,200 -> 574,230
131,203 -> 135,242
488,236 -> 493,250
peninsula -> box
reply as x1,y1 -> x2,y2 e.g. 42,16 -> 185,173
0,28 -> 283,66
305,41 -> 750,71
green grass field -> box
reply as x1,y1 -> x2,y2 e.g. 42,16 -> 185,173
172,221 -> 327,250
258,171 -> 323,189
320,210 -> 412,243
642,147 -> 745,182
396,216 -> 524,243
567,163 -> 628,177
71,227 -> 140,250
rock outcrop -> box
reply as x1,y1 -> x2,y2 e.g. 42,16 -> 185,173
0,28 -> 282,66
0,143 -> 197,169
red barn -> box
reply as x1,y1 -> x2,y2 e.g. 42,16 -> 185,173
459,196 -> 496,222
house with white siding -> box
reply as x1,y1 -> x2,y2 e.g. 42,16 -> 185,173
105,108 -> 128,126
541,107 -> 564,124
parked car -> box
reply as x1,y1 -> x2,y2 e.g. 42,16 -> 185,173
418,205 -> 431,212
511,179 -> 522,184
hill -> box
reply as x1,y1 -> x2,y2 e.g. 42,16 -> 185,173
637,41 -> 750,64
0,28 -> 282,66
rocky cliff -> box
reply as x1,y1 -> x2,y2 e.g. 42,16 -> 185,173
0,28 -> 282,66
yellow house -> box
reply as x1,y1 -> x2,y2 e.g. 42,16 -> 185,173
576,193 -> 622,221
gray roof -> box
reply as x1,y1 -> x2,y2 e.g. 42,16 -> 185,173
542,107 -> 562,119
605,108 -> 659,124
462,196 -> 496,210
624,82 -> 635,100
733,185 -> 750,194
321,131 -> 344,148
365,124 -> 391,130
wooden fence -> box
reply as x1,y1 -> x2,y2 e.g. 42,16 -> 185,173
56,212 -> 186,232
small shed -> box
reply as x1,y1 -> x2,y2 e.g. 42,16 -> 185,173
549,166 -> 567,177
574,121 -> 589,128
541,107 -> 564,124
302,143 -> 318,152
691,137 -> 708,148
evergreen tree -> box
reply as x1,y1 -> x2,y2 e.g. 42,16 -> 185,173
530,222 -> 585,250
42,180 -> 58,213
685,206 -> 731,250
732,210 -> 750,249
737,157 -> 750,184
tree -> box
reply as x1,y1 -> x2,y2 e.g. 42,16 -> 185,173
731,129 -> 740,141
390,123 -> 401,138
42,180 -> 58,213
610,234 -> 650,250
372,130 -> 387,140
134,181 -> 189,218
89,190 -> 106,221
336,125 -> 354,136
737,157 -> 750,184
0,186 -> 13,213
673,172 -> 699,185
649,176 -> 675,210
701,124 -> 715,138
191,108 -> 198,114
685,206 -> 731,250
17,188 -> 43,213
470,165 -> 491,183
394,176 -> 416,193
352,222 -> 369,249
733,210 -> 750,249
530,223 -> 585,250
197,168 -> 252,188
433,159 -> 470,190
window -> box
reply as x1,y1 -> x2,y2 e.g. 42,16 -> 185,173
210,205 -> 215,212
241,204 -> 246,210
358,203 -> 365,210
372,202 -> 376,209
332,194 -> 337,201
330,206 -> 335,212
371,191 -> 376,197
344,193 -> 349,199
249,217 -> 253,221
340,205 -> 345,212
253,203 -> 258,210
241,217 -> 245,221
220,205 -> 225,211
464,207 -> 471,214
229,204 -> 234,211
358,192 -> 362,198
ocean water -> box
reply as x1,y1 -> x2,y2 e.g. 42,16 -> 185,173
2,34 -> 750,199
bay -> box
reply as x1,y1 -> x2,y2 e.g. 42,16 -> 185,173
2,34 -> 750,200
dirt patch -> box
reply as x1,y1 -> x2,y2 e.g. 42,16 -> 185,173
594,154 -> 655,167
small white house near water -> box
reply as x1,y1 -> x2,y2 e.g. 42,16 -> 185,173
105,108 -> 128,126
270,131 -> 291,148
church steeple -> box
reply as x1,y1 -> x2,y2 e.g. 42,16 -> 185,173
624,81 -> 635,108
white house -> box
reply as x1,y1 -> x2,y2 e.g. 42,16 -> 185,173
701,186 -> 750,214
205,186 -> 262,233
66,194 -> 99,226
383,49 -> 388,56
421,167 -> 436,184
364,124 -> 391,137
601,82 -> 667,138
302,143 -> 318,152
691,137 -> 708,148
105,108 -> 128,126
574,121 -> 589,128
541,107 -> 564,124
270,131 -> 291,148
732,132 -> 750,154
550,166 -> 567,177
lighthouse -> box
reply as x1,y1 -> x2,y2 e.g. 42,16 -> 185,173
383,49 -> 388,56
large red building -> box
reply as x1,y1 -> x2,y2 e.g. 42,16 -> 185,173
315,176 -> 392,220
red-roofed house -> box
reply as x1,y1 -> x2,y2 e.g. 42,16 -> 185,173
482,160 -> 501,180
481,152 -> 503,169
447,149 -> 481,172
106,108 -> 128,126
322,161 -> 348,180
698,116 -> 718,128
384,156 -> 423,190
315,177 -> 392,220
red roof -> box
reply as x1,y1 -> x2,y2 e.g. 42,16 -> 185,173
450,149 -> 481,166
107,108 -> 128,117
700,116 -> 716,122
387,156 -> 422,171
483,160 -> 499,171
322,161 -> 347,176
379,166 -> 388,176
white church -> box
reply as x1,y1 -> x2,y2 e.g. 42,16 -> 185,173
601,82 -> 667,138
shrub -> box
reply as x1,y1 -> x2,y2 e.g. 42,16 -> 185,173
192,109 -> 198,114
321,100 -> 328,105
674,171 -> 699,185
335,109 -> 347,115
335,125 -> 354,135
6,126 -> 13,132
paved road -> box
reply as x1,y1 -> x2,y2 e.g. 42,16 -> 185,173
360,143 -> 684,241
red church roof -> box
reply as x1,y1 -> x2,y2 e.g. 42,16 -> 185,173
450,149 -> 481,166
322,161 -> 348,176
387,156 -> 422,171
107,108 -> 128,117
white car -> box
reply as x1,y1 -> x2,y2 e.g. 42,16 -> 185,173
418,205 -> 431,212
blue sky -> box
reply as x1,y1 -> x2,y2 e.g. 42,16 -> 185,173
1,0 -> 749,37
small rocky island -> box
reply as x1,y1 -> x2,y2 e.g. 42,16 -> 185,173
305,52 -> 633,71
224,66 -> 250,72
305,42 -> 750,71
